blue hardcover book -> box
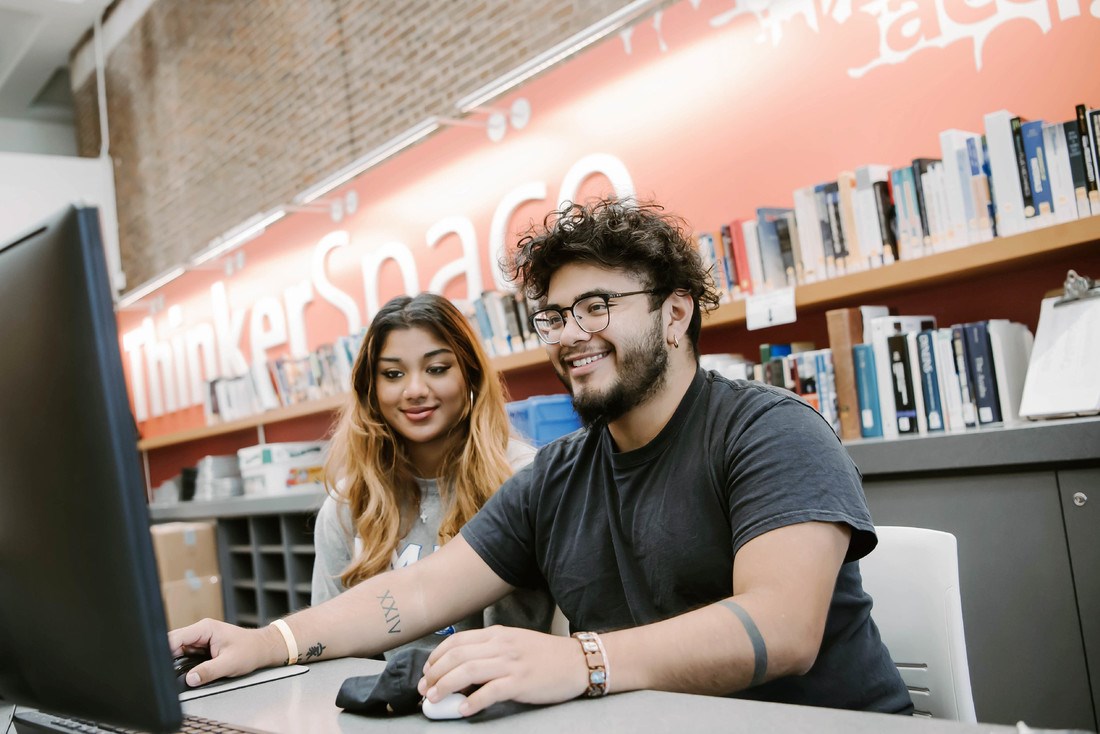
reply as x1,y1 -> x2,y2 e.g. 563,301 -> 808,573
472,297 -> 496,352
1021,120 -> 1053,217
980,136 -> 999,237
697,231 -> 726,294
963,321 -> 1002,424
755,207 -> 792,288
853,343 -> 883,438
915,330 -> 944,432
718,225 -> 739,294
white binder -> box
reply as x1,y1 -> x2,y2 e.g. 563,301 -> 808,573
1019,270 -> 1100,419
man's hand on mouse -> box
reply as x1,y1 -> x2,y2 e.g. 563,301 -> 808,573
168,618 -> 285,687
417,626 -> 589,717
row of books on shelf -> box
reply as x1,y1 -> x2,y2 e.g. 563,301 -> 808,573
703,307 -> 1033,443
456,290 -> 541,357
202,286 -> 548,424
202,330 -> 366,423
829,307 -> 1033,441
696,102 -> 1100,298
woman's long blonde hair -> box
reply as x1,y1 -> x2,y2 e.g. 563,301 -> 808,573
324,293 -> 515,587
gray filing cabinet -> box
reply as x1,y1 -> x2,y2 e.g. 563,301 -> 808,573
847,417 -> 1100,732
149,490 -> 325,627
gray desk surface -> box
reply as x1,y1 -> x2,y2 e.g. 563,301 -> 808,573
183,658 -> 1032,733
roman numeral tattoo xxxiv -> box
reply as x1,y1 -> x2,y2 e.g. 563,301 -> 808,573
378,589 -> 401,633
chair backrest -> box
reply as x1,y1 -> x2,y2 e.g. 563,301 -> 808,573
859,526 -> 977,722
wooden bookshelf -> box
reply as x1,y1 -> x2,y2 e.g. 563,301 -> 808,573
137,354 -> 551,450
137,215 -> 1100,452
705,215 -> 1100,328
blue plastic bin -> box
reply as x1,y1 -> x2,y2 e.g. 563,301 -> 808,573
507,394 -> 582,446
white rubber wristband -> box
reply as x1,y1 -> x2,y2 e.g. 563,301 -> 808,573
270,618 -> 298,665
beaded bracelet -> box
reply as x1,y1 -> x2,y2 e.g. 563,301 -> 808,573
572,631 -> 610,697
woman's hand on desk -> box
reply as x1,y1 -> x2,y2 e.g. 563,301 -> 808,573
417,626 -> 588,717
167,618 -> 284,687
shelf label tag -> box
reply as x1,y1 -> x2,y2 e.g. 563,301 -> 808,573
745,287 -> 797,331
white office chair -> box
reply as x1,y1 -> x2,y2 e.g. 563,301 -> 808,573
859,526 -> 977,722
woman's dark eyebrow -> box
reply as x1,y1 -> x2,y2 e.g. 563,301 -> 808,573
379,348 -> 454,364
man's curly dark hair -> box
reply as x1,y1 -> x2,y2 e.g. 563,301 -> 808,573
505,197 -> 721,354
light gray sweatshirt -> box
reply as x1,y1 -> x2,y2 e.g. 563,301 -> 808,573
311,439 -> 553,657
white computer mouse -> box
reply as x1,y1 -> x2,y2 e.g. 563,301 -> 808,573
422,692 -> 468,720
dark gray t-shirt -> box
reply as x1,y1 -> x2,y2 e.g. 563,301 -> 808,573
462,369 -> 912,714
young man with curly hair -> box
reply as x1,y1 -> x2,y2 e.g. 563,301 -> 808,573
170,197 -> 912,717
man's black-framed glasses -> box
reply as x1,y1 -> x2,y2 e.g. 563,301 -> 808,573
529,290 -> 659,345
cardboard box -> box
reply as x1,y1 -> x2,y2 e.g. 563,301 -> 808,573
160,574 -> 224,630
150,521 -> 219,583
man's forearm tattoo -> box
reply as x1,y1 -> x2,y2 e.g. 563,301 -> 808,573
719,600 -> 768,687
303,641 -> 326,661
377,589 -> 401,633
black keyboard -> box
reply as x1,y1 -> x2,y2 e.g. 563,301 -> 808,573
14,710 -> 277,734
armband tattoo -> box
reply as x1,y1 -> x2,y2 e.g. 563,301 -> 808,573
719,600 -> 768,687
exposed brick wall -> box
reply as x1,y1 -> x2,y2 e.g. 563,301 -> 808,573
71,0 -> 651,288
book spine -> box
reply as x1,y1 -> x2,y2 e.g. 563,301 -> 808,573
795,352 -> 821,412
906,331 -> 928,434
792,187 -> 826,281
1010,117 -> 1036,219
1043,122 -> 1078,224
1088,108 -> 1100,213
900,168 -> 923,255
951,325 -> 978,427
853,343 -> 883,438
872,180 -> 898,263
1021,120 -> 1053,219
825,308 -> 864,441
910,158 -> 937,248
826,185 -> 847,262
916,330 -> 945,432
814,183 -> 836,274
717,229 -> 734,299
964,321 -> 1002,424
1078,104 -> 1098,211
729,220 -> 753,294
837,171 -> 863,266
1064,121 -> 1092,218
816,350 -> 839,434
774,216 -> 796,285
984,111 -> 1025,236
887,333 -> 918,434
932,329 -> 965,433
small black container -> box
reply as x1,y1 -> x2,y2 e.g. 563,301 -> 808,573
179,466 -> 198,502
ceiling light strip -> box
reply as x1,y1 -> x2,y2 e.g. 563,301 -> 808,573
455,0 -> 665,113
190,208 -> 286,267
116,266 -> 186,308
296,117 -> 441,204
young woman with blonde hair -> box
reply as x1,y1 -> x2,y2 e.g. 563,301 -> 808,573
311,292 -> 551,654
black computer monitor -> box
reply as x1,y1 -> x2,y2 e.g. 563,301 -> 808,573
0,207 -> 182,732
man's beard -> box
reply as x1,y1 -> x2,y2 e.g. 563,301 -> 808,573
557,316 -> 670,426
